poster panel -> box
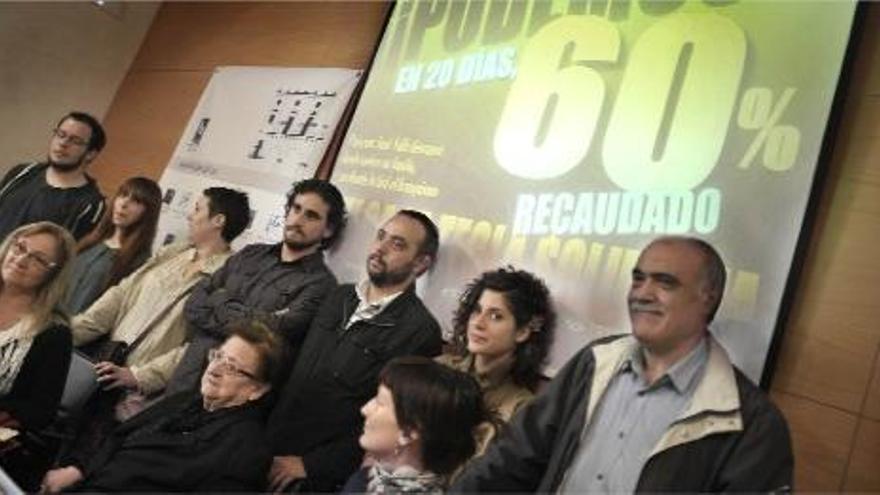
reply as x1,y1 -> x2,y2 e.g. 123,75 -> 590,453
157,66 -> 362,250
329,0 -> 858,380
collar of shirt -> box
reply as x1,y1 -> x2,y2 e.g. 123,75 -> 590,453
444,353 -> 515,391
273,244 -> 325,267
468,353 -> 516,391
187,245 -> 229,275
346,279 -> 404,329
623,336 -> 709,395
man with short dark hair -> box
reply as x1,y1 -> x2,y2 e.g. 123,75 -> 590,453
0,111 -> 106,240
73,187 -> 251,396
165,179 -> 347,395
67,187 -> 251,461
266,209 -> 444,492
452,236 -> 794,493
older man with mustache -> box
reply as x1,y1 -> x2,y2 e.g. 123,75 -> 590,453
452,236 -> 794,493
165,179 -> 346,395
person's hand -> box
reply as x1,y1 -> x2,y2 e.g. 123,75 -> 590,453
94,362 -> 139,390
268,455 -> 307,492
41,466 -> 84,493
0,410 -> 20,428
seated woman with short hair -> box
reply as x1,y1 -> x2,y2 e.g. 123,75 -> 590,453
41,320 -> 287,492
343,356 -> 491,494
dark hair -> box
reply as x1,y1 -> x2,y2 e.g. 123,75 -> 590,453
379,357 -> 490,476
58,112 -> 106,153
78,177 -> 161,289
227,320 -> 287,389
203,187 -> 251,242
395,209 -> 439,262
650,236 -> 727,323
285,179 -> 347,249
451,266 -> 556,391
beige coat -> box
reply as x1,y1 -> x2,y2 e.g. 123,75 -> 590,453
436,353 -> 534,455
72,243 -> 229,394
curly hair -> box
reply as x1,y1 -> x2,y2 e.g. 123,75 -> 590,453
451,266 -> 556,391
285,179 -> 347,250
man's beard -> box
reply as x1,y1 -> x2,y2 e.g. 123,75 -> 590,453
48,154 -> 86,172
284,237 -> 321,252
367,256 -> 414,288
282,224 -> 325,252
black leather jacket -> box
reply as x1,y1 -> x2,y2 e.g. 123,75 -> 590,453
266,283 -> 443,491
168,244 -> 336,395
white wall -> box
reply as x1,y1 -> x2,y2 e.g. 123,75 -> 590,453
0,1 -> 158,175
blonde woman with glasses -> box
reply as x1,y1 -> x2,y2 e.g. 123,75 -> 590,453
0,221 -> 76,432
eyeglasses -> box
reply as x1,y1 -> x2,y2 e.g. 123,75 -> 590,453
9,239 -> 58,271
52,128 -> 89,147
207,348 -> 259,380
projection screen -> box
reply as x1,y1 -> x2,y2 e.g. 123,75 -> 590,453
328,0 -> 859,383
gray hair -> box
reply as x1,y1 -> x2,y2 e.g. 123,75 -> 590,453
647,236 -> 727,323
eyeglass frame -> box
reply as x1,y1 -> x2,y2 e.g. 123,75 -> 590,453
9,239 -> 59,272
207,348 -> 260,380
51,128 -> 90,147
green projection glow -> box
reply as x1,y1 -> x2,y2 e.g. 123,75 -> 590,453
604,14 -> 745,190
494,17 -> 620,179
332,0 -> 858,381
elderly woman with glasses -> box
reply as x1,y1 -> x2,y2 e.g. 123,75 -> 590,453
0,222 -> 76,432
42,320 -> 287,493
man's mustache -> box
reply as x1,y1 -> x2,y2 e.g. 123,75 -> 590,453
368,253 -> 385,268
628,300 -> 662,314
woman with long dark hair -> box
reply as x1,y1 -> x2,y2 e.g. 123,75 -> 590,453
64,177 -> 161,314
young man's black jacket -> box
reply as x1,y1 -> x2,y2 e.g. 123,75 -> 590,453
266,283 -> 443,491
0,162 -> 104,241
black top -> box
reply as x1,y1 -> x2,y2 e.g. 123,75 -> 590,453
0,323 -> 72,430
0,162 -> 104,241
266,283 -> 443,491
167,244 -> 337,396
76,393 -> 271,492
341,467 -> 368,494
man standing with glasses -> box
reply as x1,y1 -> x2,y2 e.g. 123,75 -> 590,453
0,111 -> 106,241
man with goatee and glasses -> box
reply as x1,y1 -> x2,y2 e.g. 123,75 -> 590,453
0,111 -> 106,241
